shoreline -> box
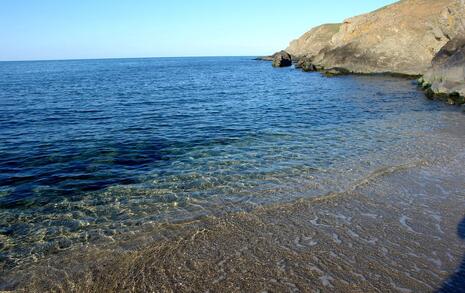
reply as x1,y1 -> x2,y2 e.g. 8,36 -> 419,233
4,122 -> 465,292
6,152 -> 465,292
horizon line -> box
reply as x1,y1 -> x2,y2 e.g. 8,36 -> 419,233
0,54 -> 267,63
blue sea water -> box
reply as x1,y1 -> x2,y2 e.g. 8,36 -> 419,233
0,57 -> 463,267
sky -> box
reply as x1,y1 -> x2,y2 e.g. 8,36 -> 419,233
0,0 -> 398,61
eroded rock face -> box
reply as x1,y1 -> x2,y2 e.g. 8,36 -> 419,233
286,0 -> 465,75
421,35 -> 465,104
272,51 -> 292,68
287,23 -> 342,58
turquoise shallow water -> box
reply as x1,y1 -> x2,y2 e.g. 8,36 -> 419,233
0,57 -> 464,269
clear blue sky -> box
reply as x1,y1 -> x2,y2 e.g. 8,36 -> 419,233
0,0 -> 397,61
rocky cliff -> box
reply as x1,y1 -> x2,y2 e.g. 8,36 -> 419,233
286,23 -> 342,58
286,0 -> 465,76
419,35 -> 465,104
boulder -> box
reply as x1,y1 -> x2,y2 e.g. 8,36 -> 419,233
272,51 -> 292,68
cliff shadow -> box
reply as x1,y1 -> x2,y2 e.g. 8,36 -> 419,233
437,217 -> 465,293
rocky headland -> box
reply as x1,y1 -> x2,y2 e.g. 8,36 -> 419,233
269,0 -> 465,104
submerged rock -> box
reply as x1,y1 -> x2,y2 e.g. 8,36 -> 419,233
272,51 -> 292,68
422,35 -> 465,104
323,67 -> 350,77
285,0 -> 465,76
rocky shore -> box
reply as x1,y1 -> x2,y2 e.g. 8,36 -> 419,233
268,0 -> 465,104
419,35 -> 465,104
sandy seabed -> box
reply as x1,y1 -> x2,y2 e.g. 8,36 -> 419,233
3,148 -> 465,293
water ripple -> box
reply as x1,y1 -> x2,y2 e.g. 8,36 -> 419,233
0,57 -> 463,268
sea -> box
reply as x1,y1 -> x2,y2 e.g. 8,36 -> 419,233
1,57 -> 464,291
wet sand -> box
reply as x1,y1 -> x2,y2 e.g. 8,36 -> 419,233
4,149 -> 465,292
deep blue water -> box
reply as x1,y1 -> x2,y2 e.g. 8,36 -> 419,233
0,57 -> 462,265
